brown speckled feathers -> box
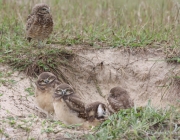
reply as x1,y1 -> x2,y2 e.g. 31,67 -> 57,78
85,101 -> 107,121
35,72 -> 60,91
26,3 -> 53,42
53,84 -> 87,118
64,94 -> 87,119
108,86 -> 134,112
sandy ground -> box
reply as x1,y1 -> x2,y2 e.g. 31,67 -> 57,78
70,47 -> 180,108
1,47 -> 180,139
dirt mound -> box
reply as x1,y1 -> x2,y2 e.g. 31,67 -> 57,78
1,47 -> 180,139
69,47 -> 180,108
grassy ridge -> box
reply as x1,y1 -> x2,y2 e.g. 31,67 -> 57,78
49,0 -> 180,47
1,102 -> 180,140
85,102 -> 180,140
0,0 -> 180,70
1,0 -> 180,72
1,0 -> 180,48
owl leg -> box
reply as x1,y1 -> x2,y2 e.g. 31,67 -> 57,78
28,39 -> 36,47
37,40 -> 44,48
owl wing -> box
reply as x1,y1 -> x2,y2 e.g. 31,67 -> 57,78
124,98 -> 134,108
120,94 -> 134,108
44,14 -> 53,26
85,103 -> 99,121
108,97 -> 124,111
86,102 -> 99,112
64,95 -> 85,113
26,14 -> 34,31
26,14 -> 37,41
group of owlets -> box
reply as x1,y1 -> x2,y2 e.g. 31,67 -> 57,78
35,72 -> 134,128
26,4 -> 134,128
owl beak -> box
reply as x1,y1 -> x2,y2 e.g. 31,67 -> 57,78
44,79 -> 49,83
61,89 -> 67,96
62,91 -> 65,95
46,7 -> 50,13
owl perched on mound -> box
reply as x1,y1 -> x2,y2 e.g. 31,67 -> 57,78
35,72 -> 60,118
107,86 -> 134,113
26,3 -> 53,47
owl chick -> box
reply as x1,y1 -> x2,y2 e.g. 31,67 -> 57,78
53,83 -> 87,125
107,86 -> 134,113
26,3 -> 53,47
80,102 -> 111,128
85,101 -> 110,122
35,72 -> 60,118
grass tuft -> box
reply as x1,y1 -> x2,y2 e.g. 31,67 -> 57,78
84,102 -> 180,140
0,22 -> 74,80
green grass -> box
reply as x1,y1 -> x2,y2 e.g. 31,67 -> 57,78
0,114 -> 83,139
0,0 -> 180,74
1,0 -> 180,47
1,0 -> 180,139
84,102 -> 180,140
0,71 -> 17,86
25,87 -> 35,96
1,102 -> 179,140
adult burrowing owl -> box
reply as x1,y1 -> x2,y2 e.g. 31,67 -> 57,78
26,3 -> 53,47
35,72 -> 60,118
107,86 -> 134,113
85,101 -> 110,122
53,83 -> 87,125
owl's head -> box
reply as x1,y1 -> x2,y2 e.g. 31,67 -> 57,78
36,72 -> 57,88
109,86 -> 127,98
32,3 -> 50,15
54,83 -> 74,98
97,103 -> 110,119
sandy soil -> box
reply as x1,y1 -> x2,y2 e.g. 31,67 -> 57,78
1,47 -> 180,139
69,47 -> 180,108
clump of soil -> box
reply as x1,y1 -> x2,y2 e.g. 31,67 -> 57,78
1,46 -> 180,139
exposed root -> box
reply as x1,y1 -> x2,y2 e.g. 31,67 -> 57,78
93,79 -> 104,98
